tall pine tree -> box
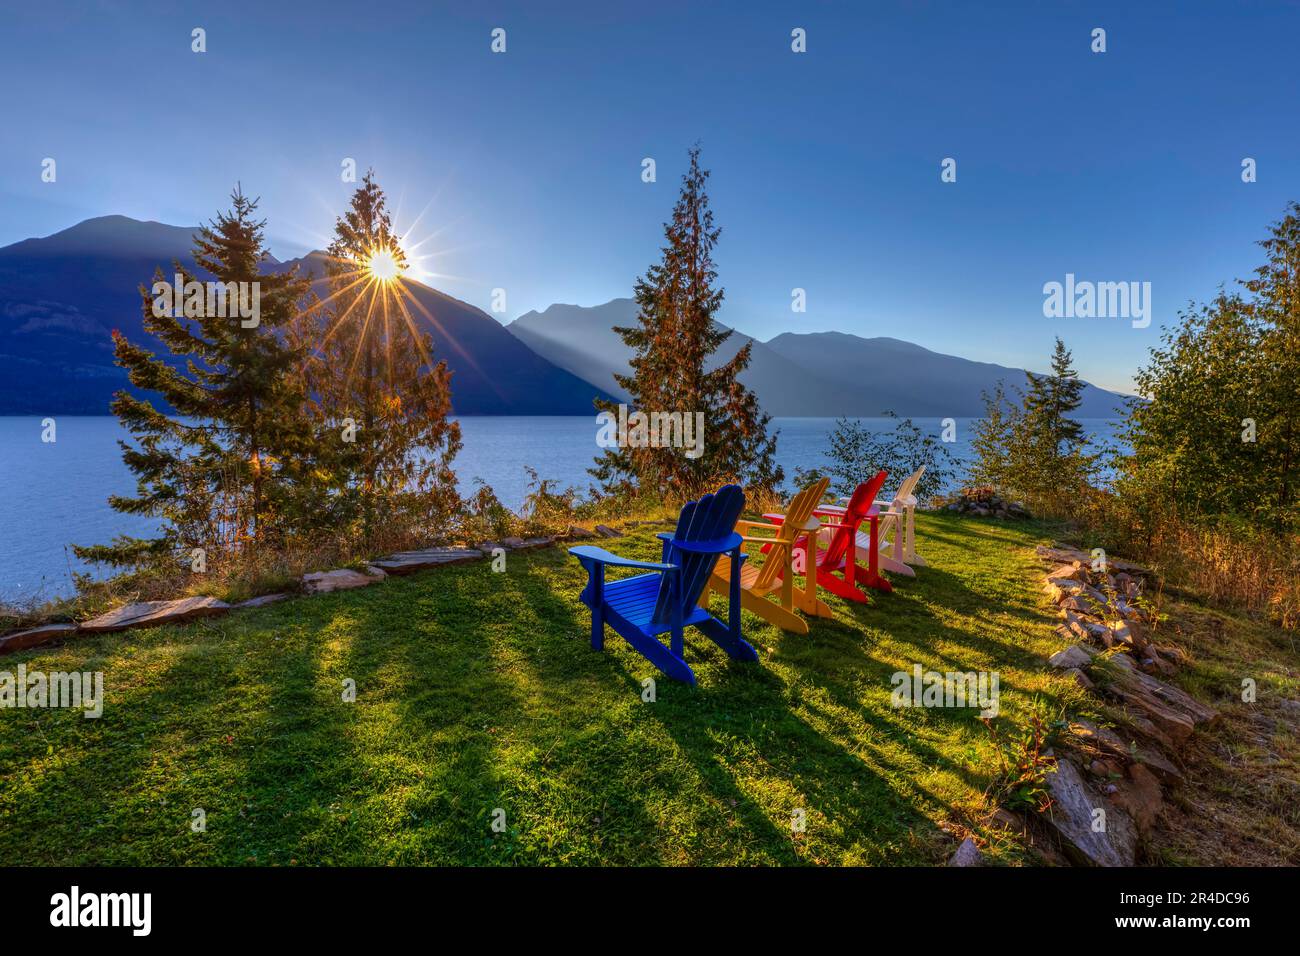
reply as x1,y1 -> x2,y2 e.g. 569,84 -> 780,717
591,146 -> 781,500
77,188 -> 311,571
298,171 -> 461,545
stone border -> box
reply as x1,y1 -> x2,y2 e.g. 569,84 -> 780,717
1011,543 -> 1219,866
0,527 -> 614,654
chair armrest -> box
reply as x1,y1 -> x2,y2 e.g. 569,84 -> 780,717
738,521 -> 783,535
740,536 -> 790,548
568,545 -> 677,573
655,531 -> 745,554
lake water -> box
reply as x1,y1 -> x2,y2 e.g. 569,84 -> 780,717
0,416 -> 1123,603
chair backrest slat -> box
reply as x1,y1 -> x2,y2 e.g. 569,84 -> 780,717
653,484 -> 746,624
879,465 -> 924,536
820,470 -> 888,568
753,477 -> 828,592
894,465 -> 925,505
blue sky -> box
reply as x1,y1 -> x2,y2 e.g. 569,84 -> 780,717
2,0 -> 1298,393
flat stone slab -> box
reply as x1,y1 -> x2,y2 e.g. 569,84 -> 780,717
368,547 -> 483,576
80,596 -> 230,633
234,593 -> 290,609
1049,645 -> 1095,670
594,525 -> 621,538
0,623 -> 78,654
302,568 -> 386,593
1041,756 -> 1137,867
1103,653 -> 1218,744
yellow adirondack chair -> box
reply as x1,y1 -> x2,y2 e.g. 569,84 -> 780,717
703,477 -> 833,634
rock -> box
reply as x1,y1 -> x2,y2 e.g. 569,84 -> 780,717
0,622 -> 78,654
1040,756 -> 1137,867
1124,714 -> 1177,752
1111,764 -> 1164,836
1067,668 -> 1095,692
510,536 -> 554,550
477,541 -> 504,553
368,547 -> 484,576
80,596 -> 230,633
947,837 -> 983,866
302,569 -> 385,593
234,593 -> 290,609
1046,563 -> 1085,584
1101,654 -> 1217,746
1140,652 -> 1178,678
1072,717 -> 1183,784
1061,610 -> 1115,647
501,537 -> 526,549
1050,645 -> 1095,670
1060,595 -> 1101,616
566,525 -> 598,539
1088,757 -> 1123,780
1108,619 -> 1137,648
594,524 -> 621,538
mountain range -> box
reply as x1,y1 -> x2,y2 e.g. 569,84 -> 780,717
0,215 -> 1131,418
0,216 -> 606,415
508,300 -> 1131,417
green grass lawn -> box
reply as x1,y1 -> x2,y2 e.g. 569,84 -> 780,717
1,513 -> 1092,865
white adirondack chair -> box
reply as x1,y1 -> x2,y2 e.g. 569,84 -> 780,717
817,466 -> 928,576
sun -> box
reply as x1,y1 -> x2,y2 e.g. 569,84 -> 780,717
366,248 -> 403,282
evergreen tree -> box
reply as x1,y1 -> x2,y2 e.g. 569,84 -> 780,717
76,188 -> 310,569
968,381 -> 1016,489
299,171 -> 461,545
1020,336 -> 1086,459
974,338 -> 1097,512
591,146 -> 781,500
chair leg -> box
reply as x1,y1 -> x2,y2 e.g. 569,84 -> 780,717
817,569 -> 871,604
588,565 -> 605,649
697,617 -> 759,661
742,590 -> 809,634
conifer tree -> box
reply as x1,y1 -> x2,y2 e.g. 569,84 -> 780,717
591,146 -> 781,500
969,338 -> 1097,512
1020,338 -> 1085,455
968,381 -> 1016,489
76,188 -> 310,569
299,171 -> 461,545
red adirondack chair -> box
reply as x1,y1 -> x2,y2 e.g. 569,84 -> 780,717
764,470 -> 892,604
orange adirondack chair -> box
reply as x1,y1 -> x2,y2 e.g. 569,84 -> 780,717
704,477 -> 832,633
766,470 -> 893,604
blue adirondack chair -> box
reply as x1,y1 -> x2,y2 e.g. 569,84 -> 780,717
569,484 -> 756,685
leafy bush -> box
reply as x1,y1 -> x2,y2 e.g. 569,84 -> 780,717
795,414 -> 955,502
